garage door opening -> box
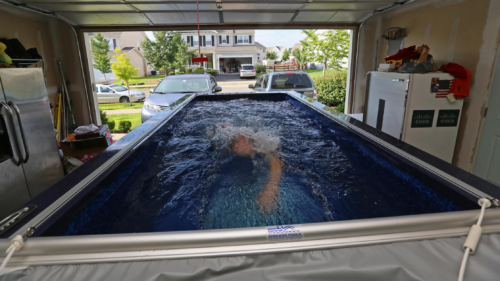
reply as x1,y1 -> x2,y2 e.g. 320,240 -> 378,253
83,29 -> 354,136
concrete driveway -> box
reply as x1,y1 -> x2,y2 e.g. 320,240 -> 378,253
216,74 -> 256,93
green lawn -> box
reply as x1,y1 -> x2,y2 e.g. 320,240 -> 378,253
302,69 -> 338,78
112,75 -> 164,86
99,102 -> 144,111
107,113 -> 142,133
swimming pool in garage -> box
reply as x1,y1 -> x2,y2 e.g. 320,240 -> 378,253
35,94 -> 479,237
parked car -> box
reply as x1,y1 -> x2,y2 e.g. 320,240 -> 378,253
96,84 -> 146,104
239,64 -> 256,78
142,73 -> 221,123
248,72 -> 317,100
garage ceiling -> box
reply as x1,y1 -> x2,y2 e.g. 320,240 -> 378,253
3,0 -> 409,26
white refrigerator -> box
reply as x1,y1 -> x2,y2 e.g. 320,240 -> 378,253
363,72 -> 464,163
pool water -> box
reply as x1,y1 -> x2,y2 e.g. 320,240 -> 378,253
46,96 -> 475,236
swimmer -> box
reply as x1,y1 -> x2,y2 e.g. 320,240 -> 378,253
220,124 -> 283,213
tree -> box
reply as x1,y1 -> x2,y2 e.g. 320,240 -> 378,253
173,33 -> 196,71
266,50 -> 277,60
141,31 -> 185,76
282,48 -> 290,61
292,48 -> 308,70
301,29 -> 350,77
110,48 -> 138,106
90,33 -> 112,83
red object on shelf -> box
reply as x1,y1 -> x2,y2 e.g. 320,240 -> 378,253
192,57 -> 209,63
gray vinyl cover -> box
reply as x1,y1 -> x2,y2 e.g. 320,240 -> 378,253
2,234 -> 500,281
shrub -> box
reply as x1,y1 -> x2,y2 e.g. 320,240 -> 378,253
178,66 -> 186,73
255,64 -> 265,74
99,109 -> 108,125
186,68 -> 193,73
206,70 -> 217,76
312,70 -> 347,107
107,120 -> 115,130
193,68 -> 205,73
336,102 -> 345,113
118,120 -> 132,132
168,71 -> 175,76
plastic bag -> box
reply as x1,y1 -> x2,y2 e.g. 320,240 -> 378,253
74,124 -> 99,135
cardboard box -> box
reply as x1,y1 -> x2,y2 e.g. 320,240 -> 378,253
60,125 -> 113,157
60,136 -> 111,157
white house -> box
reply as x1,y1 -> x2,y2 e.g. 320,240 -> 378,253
266,46 -> 285,61
88,31 -> 153,81
181,30 -> 266,72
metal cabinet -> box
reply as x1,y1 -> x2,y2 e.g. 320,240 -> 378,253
0,69 -> 64,219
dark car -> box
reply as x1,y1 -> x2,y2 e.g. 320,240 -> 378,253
142,73 -> 221,122
248,72 -> 317,100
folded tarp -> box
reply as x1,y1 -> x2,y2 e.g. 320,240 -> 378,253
2,234 -> 500,281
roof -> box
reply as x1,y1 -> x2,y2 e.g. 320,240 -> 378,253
291,43 -> 302,52
211,46 -> 260,51
255,42 -> 266,49
267,46 -> 284,52
88,32 -> 122,37
107,47 -> 141,56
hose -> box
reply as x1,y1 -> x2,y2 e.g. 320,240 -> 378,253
457,198 -> 491,281
0,235 -> 24,273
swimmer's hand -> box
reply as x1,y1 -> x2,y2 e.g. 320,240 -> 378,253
257,153 -> 283,213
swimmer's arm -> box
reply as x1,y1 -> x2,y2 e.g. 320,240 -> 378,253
258,153 -> 283,212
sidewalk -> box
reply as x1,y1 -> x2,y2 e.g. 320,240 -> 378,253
104,108 -> 142,115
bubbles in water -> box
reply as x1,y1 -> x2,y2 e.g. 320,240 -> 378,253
208,120 -> 281,155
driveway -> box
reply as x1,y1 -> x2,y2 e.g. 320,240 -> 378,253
216,74 -> 256,93
216,74 -> 255,83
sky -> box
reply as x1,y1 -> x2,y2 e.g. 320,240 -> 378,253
146,30 -> 307,48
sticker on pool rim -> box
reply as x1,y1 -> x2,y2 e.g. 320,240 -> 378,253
266,225 -> 304,242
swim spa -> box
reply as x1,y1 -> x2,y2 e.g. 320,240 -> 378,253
1,92 -> 500,279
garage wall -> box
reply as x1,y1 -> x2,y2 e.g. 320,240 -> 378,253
354,0 -> 500,171
0,4 -> 92,126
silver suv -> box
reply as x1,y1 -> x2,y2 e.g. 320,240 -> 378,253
248,72 -> 317,100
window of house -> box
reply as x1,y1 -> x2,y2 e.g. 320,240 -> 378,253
193,36 -> 199,47
106,39 -> 114,50
237,35 -> 250,44
205,36 -> 212,46
221,36 -> 228,44
182,35 -> 188,43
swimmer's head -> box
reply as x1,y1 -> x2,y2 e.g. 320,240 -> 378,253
209,123 -> 280,155
231,135 -> 255,156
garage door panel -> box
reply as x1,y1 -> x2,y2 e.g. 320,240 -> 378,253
223,3 -> 303,10
133,3 -> 216,11
146,12 -> 220,24
294,11 -> 335,22
303,2 -> 391,10
31,3 -> 134,12
328,11 -> 370,22
58,13 -> 108,25
60,12 -> 150,25
223,12 -> 294,23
